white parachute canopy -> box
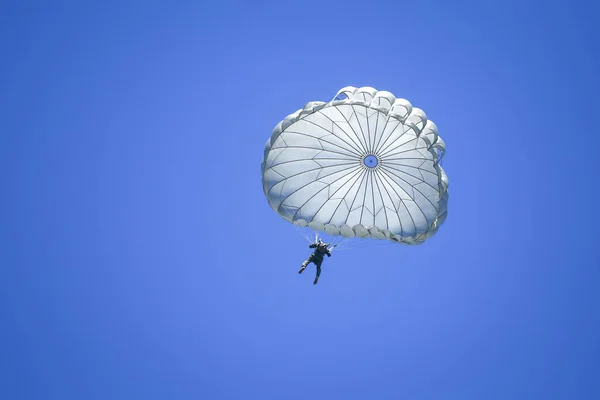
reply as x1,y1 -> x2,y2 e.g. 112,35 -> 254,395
261,86 -> 449,245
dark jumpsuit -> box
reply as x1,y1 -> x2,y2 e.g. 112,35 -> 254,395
302,242 -> 331,278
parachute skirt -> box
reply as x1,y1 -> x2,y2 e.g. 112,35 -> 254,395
261,86 -> 449,245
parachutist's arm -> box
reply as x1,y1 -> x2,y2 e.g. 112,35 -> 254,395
326,249 -> 332,257
309,243 -> 317,248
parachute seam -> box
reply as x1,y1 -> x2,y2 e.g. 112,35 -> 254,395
374,119 -> 402,155
376,170 -> 404,237
308,111 -> 364,156
326,105 -> 368,154
377,169 -> 417,238
373,172 -> 391,232
344,169 -> 369,228
266,147 -> 287,170
311,167 -> 364,226
364,108 -> 372,153
286,165 -> 363,223
266,155 -> 357,171
370,169 -> 377,227
316,108 -> 365,156
269,144 -> 358,160
384,158 -> 438,176
282,130 -> 359,158
380,166 -> 437,229
351,105 -> 370,155
373,114 -> 388,153
383,163 -> 440,193
303,115 -> 361,156
276,163 -> 362,210
379,133 -> 420,159
328,168 -> 363,226
358,168 -> 370,226
368,107 -> 383,154
266,161 -> 360,198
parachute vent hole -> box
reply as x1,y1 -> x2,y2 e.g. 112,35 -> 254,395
363,155 -> 379,168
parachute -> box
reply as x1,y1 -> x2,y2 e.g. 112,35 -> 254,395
261,86 -> 449,245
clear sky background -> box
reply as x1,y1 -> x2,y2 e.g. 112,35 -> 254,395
2,1 -> 599,399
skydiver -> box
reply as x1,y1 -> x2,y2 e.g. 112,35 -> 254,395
298,238 -> 332,285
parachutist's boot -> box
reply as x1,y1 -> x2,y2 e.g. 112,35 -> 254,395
298,266 -> 306,274
313,277 -> 319,285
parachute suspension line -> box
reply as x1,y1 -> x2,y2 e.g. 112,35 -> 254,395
329,236 -> 395,252
300,228 -> 313,243
293,222 -> 313,244
276,201 -> 395,252
279,205 -> 313,244
279,208 -> 345,247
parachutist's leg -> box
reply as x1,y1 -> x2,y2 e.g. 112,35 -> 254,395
313,261 -> 322,285
298,259 -> 310,274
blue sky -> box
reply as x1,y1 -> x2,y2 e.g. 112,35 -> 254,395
2,1 -> 599,399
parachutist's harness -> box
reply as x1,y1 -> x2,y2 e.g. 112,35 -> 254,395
302,242 -> 332,279
310,242 -> 331,262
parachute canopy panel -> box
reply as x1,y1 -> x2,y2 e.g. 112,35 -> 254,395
261,86 -> 449,245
